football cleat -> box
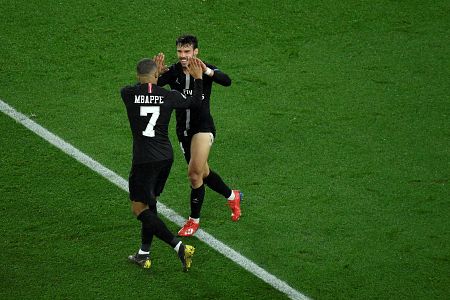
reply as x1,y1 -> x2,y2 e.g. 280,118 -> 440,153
228,190 -> 243,222
128,252 -> 151,269
178,244 -> 195,272
178,218 -> 200,237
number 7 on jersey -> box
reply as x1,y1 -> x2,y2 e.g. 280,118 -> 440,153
140,106 -> 160,137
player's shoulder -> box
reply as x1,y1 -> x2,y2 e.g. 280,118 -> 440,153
152,84 -> 171,95
168,62 -> 182,73
159,63 -> 181,82
120,84 -> 133,93
120,83 -> 138,97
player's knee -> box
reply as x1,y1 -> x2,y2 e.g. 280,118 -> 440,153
188,169 -> 203,187
131,205 -> 140,216
131,201 -> 148,216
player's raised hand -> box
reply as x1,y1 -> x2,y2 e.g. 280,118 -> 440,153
195,58 -> 208,73
186,57 -> 203,79
153,52 -> 168,74
195,57 -> 214,76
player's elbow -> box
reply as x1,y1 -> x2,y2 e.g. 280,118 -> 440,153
222,77 -> 232,87
214,71 -> 232,86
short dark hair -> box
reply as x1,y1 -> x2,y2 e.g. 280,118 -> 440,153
136,58 -> 157,76
176,34 -> 198,49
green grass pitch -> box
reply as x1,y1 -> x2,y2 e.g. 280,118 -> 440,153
1,1 -> 449,299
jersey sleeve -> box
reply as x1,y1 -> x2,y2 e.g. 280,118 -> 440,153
207,64 -> 232,86
167,79 -> 204,109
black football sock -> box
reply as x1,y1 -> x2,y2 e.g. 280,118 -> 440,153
137,209 -> 175,246
139,203 -> 158,252
140,223 -> 152,252
148,203 -> 158,214
204,170 -> 232,198
190,184 -> 205,219
171,238 -> 182,250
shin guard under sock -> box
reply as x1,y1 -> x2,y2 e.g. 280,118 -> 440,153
137,209 -> 175,246
190,184 -> 205,219
204,170 -> 232,198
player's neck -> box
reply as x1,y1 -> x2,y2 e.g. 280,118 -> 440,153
138,76 -> 157,85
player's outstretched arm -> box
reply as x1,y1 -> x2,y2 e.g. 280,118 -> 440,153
197,58 -> 231,87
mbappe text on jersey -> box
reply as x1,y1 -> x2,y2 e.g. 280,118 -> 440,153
134,95 -> 164,104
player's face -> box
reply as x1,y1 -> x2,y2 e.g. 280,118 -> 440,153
177,44 -> 198,67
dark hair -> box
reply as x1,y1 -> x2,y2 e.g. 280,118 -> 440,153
136,58 -> 157,75
176,34 -> 198,49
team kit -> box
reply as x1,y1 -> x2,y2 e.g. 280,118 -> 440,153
120,35 -> 243,272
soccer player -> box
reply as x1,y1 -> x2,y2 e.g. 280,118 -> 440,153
120,57 -> 204,271
154,34 -> 242,237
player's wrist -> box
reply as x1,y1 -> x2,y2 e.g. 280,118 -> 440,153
204,67 -> 214,76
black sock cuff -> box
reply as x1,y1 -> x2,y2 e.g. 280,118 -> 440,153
137,208 -> 152,222
170,237 -> 181,248
191,184 -> 205,190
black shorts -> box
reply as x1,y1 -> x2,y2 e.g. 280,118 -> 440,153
128,159 -> 173,205
178,132 -> 215,163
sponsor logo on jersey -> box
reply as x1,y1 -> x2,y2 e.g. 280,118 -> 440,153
183,89 -> 205,100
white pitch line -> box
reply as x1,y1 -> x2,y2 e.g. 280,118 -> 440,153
0,99 -> 311,300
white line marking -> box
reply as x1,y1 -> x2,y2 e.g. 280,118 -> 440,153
0,99 -> 311,300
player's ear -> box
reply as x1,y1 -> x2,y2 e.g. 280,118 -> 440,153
193,48 -> 199,57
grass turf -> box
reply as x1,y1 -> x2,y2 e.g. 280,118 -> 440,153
1,0 -> 449,299
0,113 -> 288,300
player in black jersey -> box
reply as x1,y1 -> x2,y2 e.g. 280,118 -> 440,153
120,57 -> 203,271
154,34 -> 242,237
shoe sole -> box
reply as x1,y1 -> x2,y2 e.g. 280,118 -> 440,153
128,256 -> 152,269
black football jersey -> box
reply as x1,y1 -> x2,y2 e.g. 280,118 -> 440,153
121,80 -> 203,164
157,62 -> 231,138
